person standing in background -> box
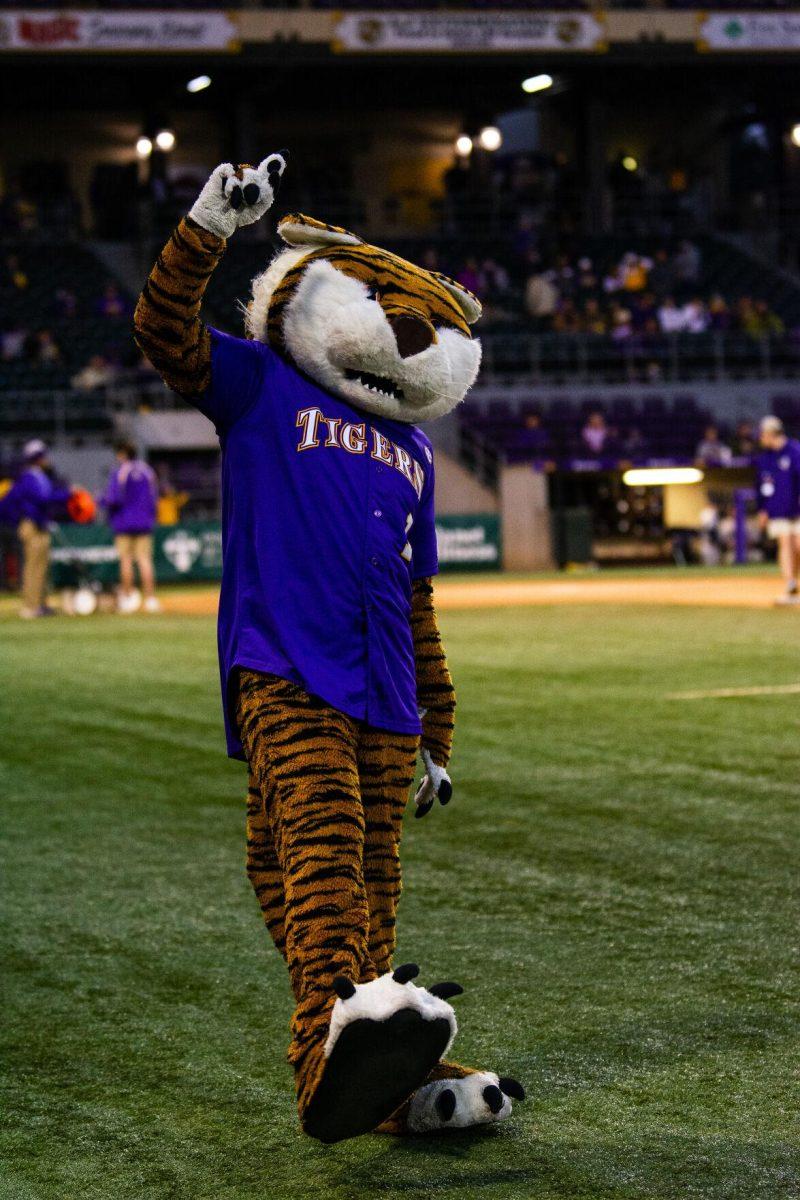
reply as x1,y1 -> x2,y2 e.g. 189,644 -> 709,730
0,440 -> 72,618
102,441 -> 160,613
756,416 -> 800,604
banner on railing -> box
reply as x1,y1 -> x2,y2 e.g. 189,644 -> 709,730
333,12 -> 606,54
0,10 -> 239,52
50,515 -> 501,587
435,515 -> 501,571
51,521 -> 223,587
697,13 -> 800,51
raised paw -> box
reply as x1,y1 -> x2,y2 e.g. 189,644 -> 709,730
324,966 -> 459,1059
189,151 -> 289,239
408,1071 -> 525,1133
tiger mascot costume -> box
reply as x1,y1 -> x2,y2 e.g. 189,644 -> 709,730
134,151 -> 524,1143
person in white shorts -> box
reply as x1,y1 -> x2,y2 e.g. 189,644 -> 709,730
101,441 -> 161,613
756,416 -> 800,604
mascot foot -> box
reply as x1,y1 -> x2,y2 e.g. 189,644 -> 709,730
302,965 -> 459,1144
407,1071 -> 525,1133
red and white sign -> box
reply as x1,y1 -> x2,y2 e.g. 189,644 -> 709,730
0,10 -> 239,52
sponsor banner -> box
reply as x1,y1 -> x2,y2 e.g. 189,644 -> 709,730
0,10 -> 239,52
436,514 -> 501,571
698,13 -> 800,51
51,515 -> 500,585
333,12 -> 605,54
51,521 -> 223,586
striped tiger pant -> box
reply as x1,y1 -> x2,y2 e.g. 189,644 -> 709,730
236,669 -> 419,1124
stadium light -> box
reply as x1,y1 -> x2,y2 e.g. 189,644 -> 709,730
623,467 -> 704,486
622,155 -> 638,172
791,124 -> 800,148
155,129 -> 176,152
522,73 -> 553,95
187,74 -> 212,94
136,136 -> 153,159
479,126 -> 503,152
455,134 -> 473,157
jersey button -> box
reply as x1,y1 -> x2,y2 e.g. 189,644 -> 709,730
370,556 -> 379,567
373,509 -> 382,518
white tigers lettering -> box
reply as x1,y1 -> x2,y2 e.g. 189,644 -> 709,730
296,406 -> 425,498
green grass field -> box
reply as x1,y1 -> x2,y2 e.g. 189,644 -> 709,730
2,593 -> 799,1199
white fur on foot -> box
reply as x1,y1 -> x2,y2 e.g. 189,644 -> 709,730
324,972 -> 457,1059
408,1071 -> 513,1132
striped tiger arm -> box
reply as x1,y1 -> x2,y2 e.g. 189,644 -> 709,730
133,216 -> 226,400
411,577 -> 456,768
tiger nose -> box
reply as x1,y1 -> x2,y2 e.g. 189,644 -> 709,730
388,312 -> 436,359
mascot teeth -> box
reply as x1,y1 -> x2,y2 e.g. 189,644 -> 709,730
345,369 -> 404,401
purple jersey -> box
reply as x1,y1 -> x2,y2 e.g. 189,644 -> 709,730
0,467 -> 70,529
102,460 -> 157,534
756,439 -> 800,519
199,329 -> 439,759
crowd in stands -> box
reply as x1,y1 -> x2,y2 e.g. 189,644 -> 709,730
517,243 -> 786,340
0,251 -> 158,391
1,142 -> 797,407
461,394 -> 766,468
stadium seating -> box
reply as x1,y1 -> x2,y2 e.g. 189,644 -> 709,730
459,393 -> 727,464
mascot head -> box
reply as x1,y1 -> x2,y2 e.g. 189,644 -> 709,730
244,214 -> 482,423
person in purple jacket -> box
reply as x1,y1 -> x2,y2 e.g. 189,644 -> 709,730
756,416 -> 800,604
102,441 -> 160,613
0,439 -> 72,618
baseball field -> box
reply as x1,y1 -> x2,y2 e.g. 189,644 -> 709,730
2,568 -> 799,1200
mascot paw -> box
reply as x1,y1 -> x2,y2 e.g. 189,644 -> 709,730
408,1071 -> 525,1133
189,151 -> 289,239
303,965 -> 461,1144
414,748 -> 453,819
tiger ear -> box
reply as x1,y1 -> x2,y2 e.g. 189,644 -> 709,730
432,271 -> 482,325
277,213 -> 363,250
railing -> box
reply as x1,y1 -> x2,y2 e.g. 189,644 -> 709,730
0,376 -> 180,441
479,330 -> 800,385
3,332 -> 800,443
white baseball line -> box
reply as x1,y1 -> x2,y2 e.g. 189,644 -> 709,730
666,683 -> 800,700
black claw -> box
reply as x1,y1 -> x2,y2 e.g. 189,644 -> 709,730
483,1084 -> 504,1115
392,962 -> 420,985
242,182 -> 260,205
229,184 -> 243,210
414,799 -> 433,819
428,982 -> 464,1000
332,975 -> 356,1000
498,1076 -> 526,1101
438,779 -> 453,806
435,1088 -> 456,1122
278,148 -> 290,160
220,175 -> 229,196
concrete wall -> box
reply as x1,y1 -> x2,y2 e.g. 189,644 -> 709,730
499,465 -> 554,571
435,451 -> 497,515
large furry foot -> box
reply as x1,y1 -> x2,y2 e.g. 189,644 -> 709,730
407,1071 -> 525,1133
302,965 -> 459,1144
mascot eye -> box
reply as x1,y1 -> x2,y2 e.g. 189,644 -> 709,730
365,286 -> 380,302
